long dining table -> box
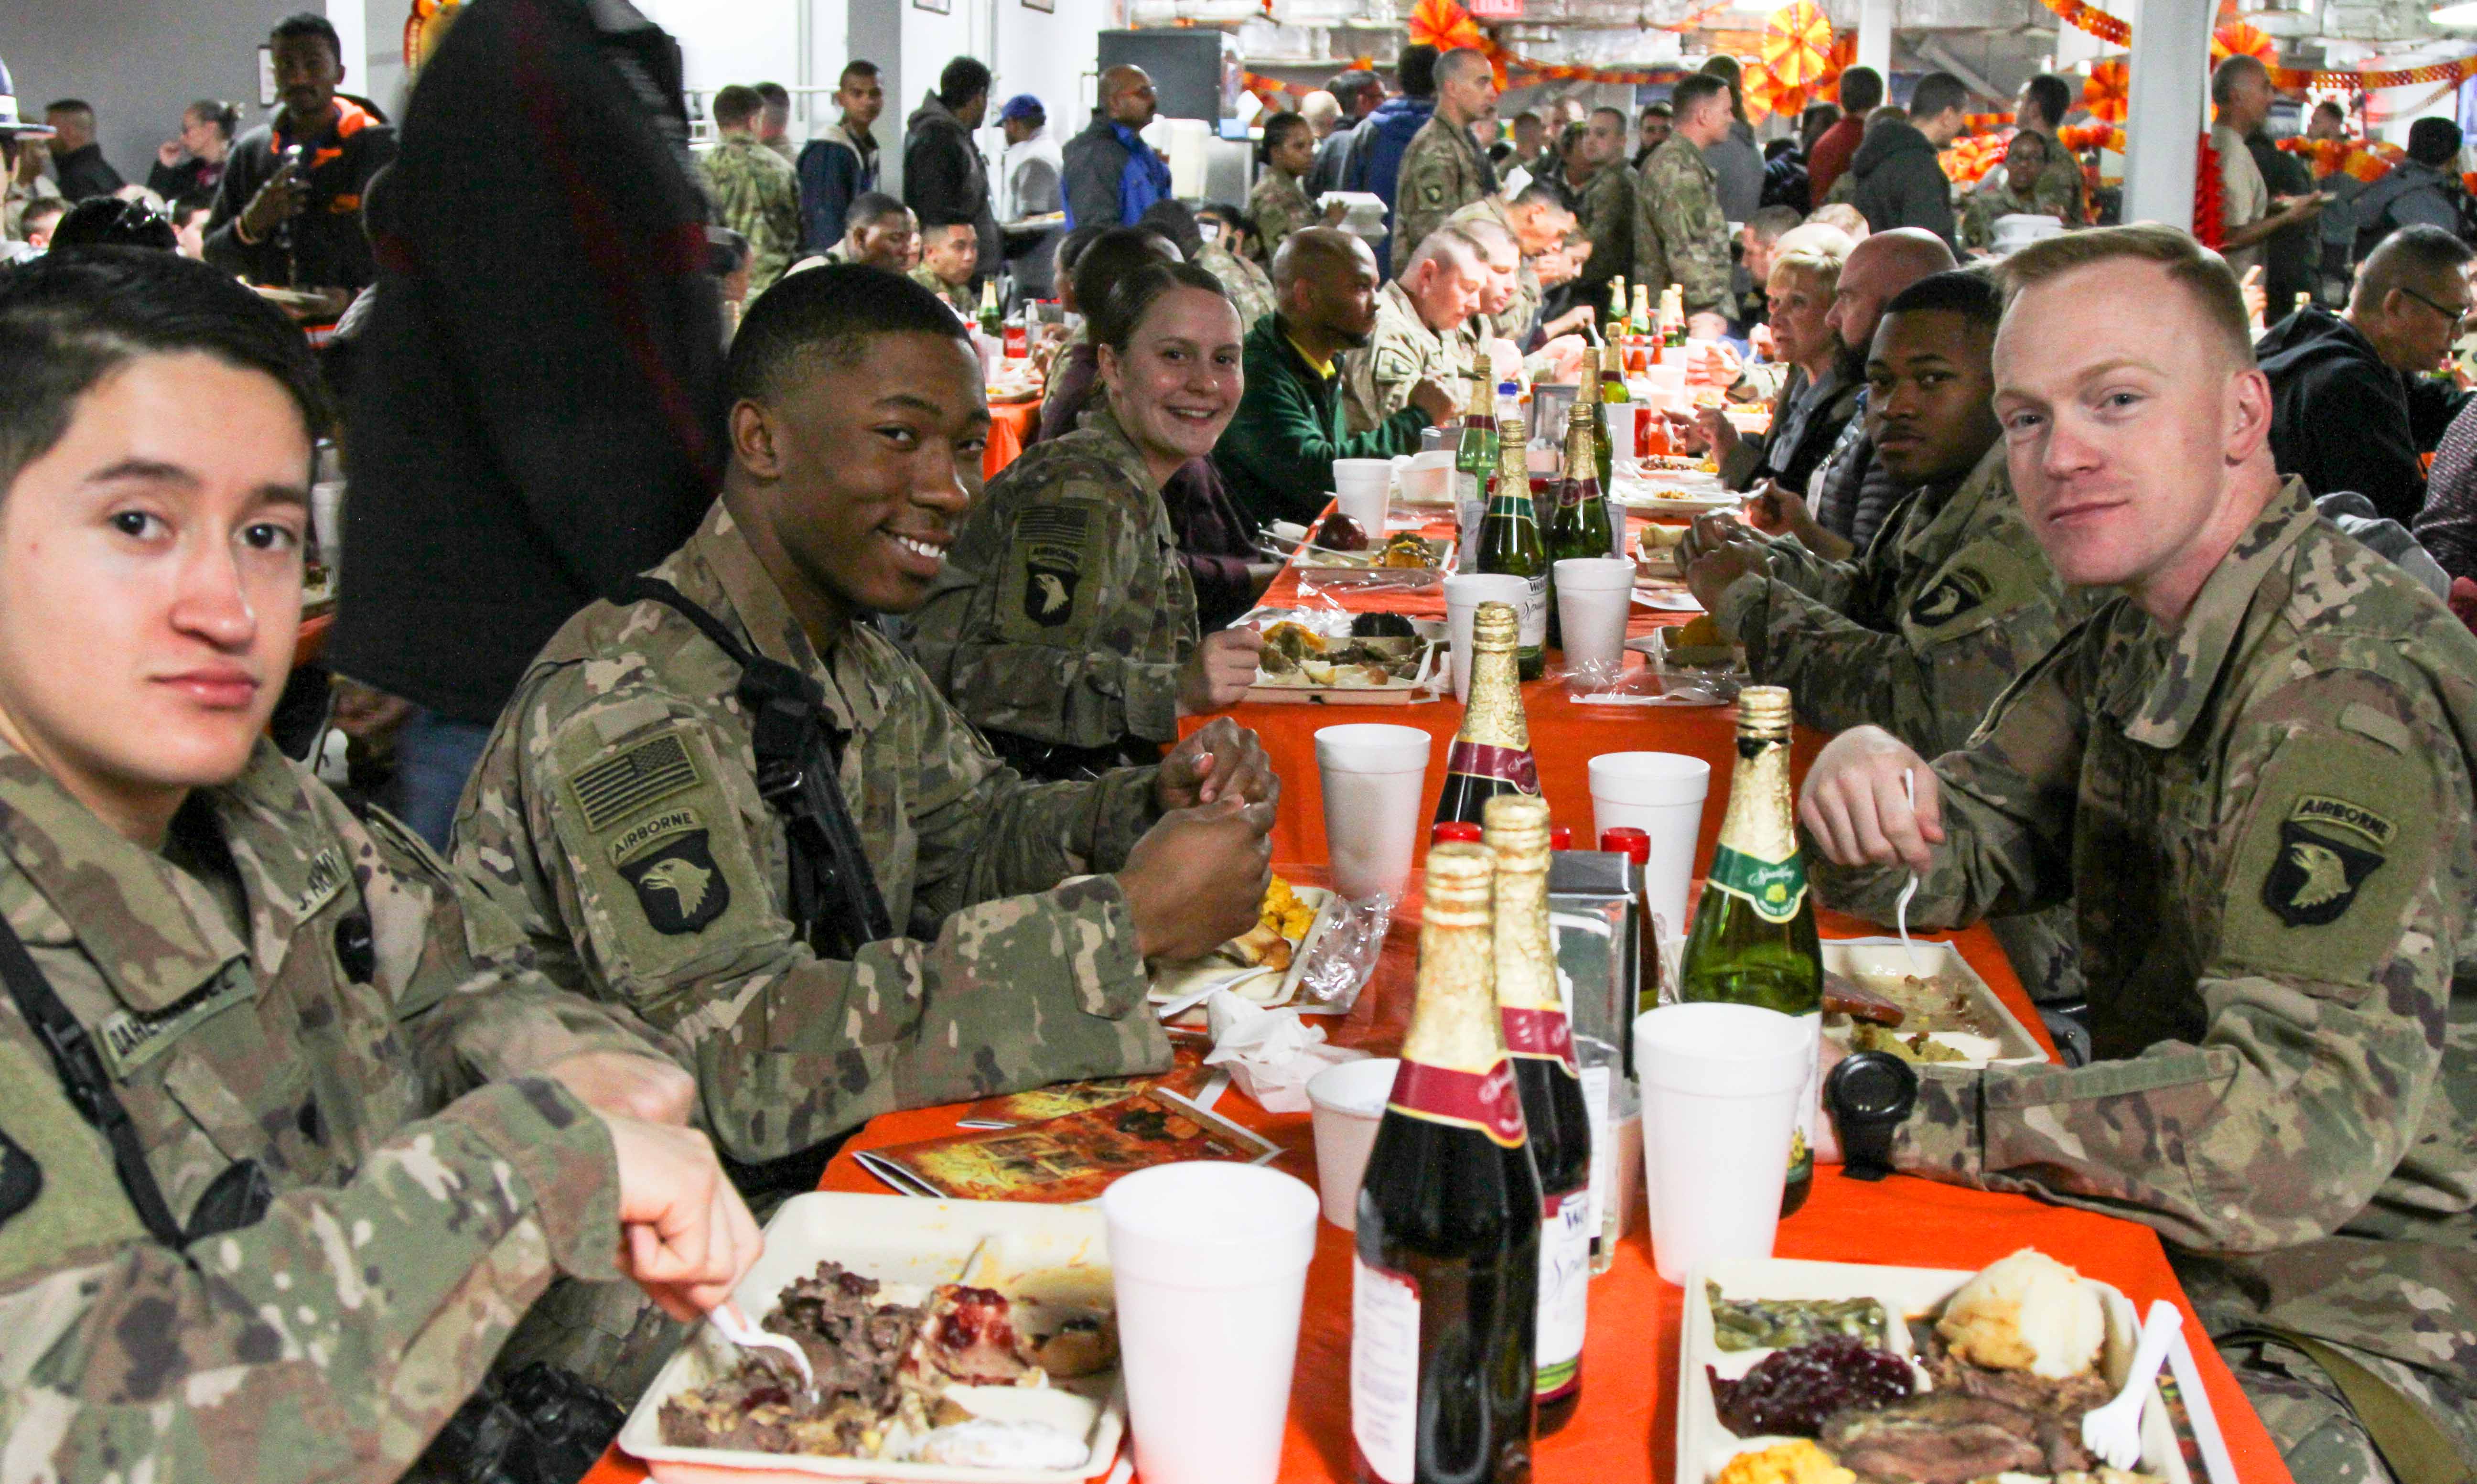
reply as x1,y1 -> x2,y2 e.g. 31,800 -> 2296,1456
580,487 -> 2299,1484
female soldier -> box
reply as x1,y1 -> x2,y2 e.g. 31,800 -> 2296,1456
0,249 -> 756,1483
910,261 -> 1265,779
1248,111 -> 1320,266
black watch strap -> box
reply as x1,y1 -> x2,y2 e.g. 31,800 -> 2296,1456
1824,1050 -> 1917,1183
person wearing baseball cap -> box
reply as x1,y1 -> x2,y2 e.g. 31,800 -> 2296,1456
999,91 -> 1063,296
0,57 -> 63,256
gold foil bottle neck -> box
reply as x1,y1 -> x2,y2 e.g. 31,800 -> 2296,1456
1484,796 -> 1557,1015
1738,684 -> 1793,741
1471,601 -> 1520,651
1461,604 -> 1533,751
1603,339 -> 1626,377
1402,842 -> 1506,1074
1575,355 -> 1601,406
1482,794 -> 1551,864
1496,416 -> 1529,478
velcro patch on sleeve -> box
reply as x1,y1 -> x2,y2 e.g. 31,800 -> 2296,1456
569,731 -> 702,834
998,498 -> 1110,645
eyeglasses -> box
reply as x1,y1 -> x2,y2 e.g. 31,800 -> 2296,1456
2399,284 -> 2473,334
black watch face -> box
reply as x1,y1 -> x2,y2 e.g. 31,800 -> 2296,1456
1826,1051 -> 1918,1121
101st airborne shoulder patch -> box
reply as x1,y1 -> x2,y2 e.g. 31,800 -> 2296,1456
1909,565 -> 1993,627
614,820 -> 731,936
572,731 -> 733,937
1017,504 -> 1091,629
2264,794 -> 2394,927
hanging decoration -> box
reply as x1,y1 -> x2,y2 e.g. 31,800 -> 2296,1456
2195,133 -> 2224,248
2079,59 -> 2129,124
1761,3 -> 1833,89
1400,0 -> 1735,92
1942,129 -> 2014,187
403,0 -> 463,70
2038,0 -> 2130,46
2211,22 -> 2277,66
2038,0 -> 2477,89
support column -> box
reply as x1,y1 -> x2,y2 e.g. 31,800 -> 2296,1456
2122,0 -> 2212,228
1858,0 -> 1895,83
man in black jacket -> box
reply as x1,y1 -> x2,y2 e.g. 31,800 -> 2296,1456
1847,70 -> 1964,248
332,0 -> 723,850
1063,65 -> 1169,231
2258,224 -> 2475,524
904,57 -> 1000,284
39,99 -> 123,200
205,12 -> 396,298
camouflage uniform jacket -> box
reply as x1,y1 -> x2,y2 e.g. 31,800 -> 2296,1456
0,740 -> 643,1482
909,404 -> 1200,751
1958,175 -> 2047,253
701,135 -> 803,296
1716,443 -> 2097,749
1341,279 -> 1465,435
1446,195 -> 1543,346
1248,165 -> 1317,265
2025,130 -> 2088,225
1820,479 -> 2477,1421
1390,112 -> 1495,270
908,264 -> 975,318
1200,240 -> 1277,335
1637,134 -> 1733,318
1564,161 -> 1647,297
456,500 -> 1172,1166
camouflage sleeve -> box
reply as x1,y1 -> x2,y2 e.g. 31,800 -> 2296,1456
2032,158 -> 2081,224
1645,153 -> 1733,315
477,701 -> 1172,1166
1893,659 -> 2469,1254
317,783 -> 684,1100
918,476 -> 1184,748
0,1074 -> 621,1483
1389,132 -> 1455,268
1631,175 -> 1669,301
1752,532 -> 1862,609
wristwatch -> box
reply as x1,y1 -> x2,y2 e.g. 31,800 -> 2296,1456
1824,1051 -> 1918,1183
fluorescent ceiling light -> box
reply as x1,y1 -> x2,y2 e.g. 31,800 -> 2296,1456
2433,0 -> 2477,23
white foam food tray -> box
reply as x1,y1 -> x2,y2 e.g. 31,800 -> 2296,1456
1821,937 -> 2047,1069
1150,883 -> 1337,1010
619,1193 -> 1123,1484
1681,1255 -> 2196,1484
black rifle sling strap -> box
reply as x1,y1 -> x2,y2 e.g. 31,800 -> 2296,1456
617,577 -> 893,959
0,910 -> 190,1253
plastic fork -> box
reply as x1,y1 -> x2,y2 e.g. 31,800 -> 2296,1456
2082,1299 -> 2182,1470
1894,769 -> 1927,972
709,1300 -> 815,1390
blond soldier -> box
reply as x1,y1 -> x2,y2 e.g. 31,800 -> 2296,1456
1342,227 -> 1487,432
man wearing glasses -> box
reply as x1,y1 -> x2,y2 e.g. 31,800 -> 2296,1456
2259,224 -> 2476,524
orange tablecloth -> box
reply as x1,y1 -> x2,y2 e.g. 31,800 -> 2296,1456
579,879 -> 2294,1484
987,399 -> 1040,481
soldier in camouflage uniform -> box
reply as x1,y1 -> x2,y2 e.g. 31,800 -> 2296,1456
1388,47 -> 1497,270
1447,185 -> 1583,349
1196,203 -> 1278,335
1336,228 -> 1486,434
1805,226 -> 2477,1484
910,220 -> 980,318
702,86 -> 804,297
1559,108 -> 1649,311
0,251 -> 756,1481
1249,111 -> 1322,266
1957,131 -> 2057,255
1638,74 -> 1738,326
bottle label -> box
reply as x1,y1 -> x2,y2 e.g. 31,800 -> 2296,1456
1441,740 -> 1539,795
1387,1057 -> 1529,1147
1705,842 -> 1809,924
1520,572 -> 1550,652
1352,1256 -> 1421,1484
1536,1191 -> 1591,1399
1579,1062 -> 1616,1255
1501,1006 -> 1580,1075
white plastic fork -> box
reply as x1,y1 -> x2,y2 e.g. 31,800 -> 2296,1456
709,1300 -> 815,1390
2082,1299 -> 2183,1470
1895,769 -> 1927,972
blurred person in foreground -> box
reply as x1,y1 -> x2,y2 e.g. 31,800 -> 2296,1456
204,13 -> 396,302
2257,223 -> 2475,523
1342,225 -> 1488,433
1216,227 -> 1456,527
1802,221 -> 2477,1484
0,247 -> 755,1482
700,83 -> 801,298
458,265 -> 1276,1215
334,0 -> 723,852
796,59 -> 884,252
913,263 -> 1273,771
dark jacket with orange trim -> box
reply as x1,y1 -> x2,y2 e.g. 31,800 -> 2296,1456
204,97 -> 397,293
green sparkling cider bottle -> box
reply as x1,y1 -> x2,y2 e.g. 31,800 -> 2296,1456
1478,414 -> 1548,680
1676,685 -> 1822,1216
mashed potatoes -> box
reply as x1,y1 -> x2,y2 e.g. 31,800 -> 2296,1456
1936,1248 -> 2107,1380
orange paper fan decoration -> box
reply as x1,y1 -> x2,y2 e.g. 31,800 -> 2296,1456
2212,22 -> 2276,65
2081,59 -> 2129,124
1408,0 -> 1487,54
1761,2 -> 1834,88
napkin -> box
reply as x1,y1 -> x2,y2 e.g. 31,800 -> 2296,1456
1201,990 -> 1368,1113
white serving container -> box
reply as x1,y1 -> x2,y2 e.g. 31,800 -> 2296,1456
1821,938 -> 2047,1068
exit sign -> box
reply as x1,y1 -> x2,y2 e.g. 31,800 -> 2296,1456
1469,0 -> 1523,16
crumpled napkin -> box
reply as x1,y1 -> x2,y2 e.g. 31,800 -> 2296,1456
1201,989 -> 1368,1113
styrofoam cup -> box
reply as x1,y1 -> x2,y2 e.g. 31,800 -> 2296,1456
1307,1056 -> 1400,1229
1556,558 -> 1635,684
1588,752 -> 1711,939
1445,572 -> 1528,702
1105,1163 -> 1320,1484
1315,724 -> 1431,902
310,479 -> 346,577
1634,1003 -> 1812,1283
1333,458 -> 1392,536
1606,402 -> 1638,462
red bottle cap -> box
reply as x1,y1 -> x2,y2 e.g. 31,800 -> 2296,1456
1433,820 -> 1484,844
1599,827 -> 1651,864
1550,825 -> 1573,850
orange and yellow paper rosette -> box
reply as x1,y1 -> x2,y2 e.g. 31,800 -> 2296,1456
2080,59 -> 2129,124
2211,22 -> 2277,66
403,0 -> 463,70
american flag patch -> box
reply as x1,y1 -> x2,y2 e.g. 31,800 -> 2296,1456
572,732 -> 701,834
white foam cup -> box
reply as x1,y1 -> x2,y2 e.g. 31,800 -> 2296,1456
1314,724 -> 1432,902
1306,1057 -> 1400,1230
1555,558 -> 1636,685
310,480 -> 346,577
1587,752 -> 1711,938
1398,449 -> 1457,508
1633,1003 -> 1812,1283
1105,1163 -> 1321,1484
1444,572 -> 1529,702
1332,458 -> 1393,537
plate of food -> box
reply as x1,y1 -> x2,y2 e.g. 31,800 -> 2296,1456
1149,872 -> 1336,1013
1819,939 -> 2046,1068
1634,581 -> 1706,613
1626,615 -> 1740,671
1683,1250 -> 2210,1484
1247,618 -> 1441,703
620,1193 -> 1123,1482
